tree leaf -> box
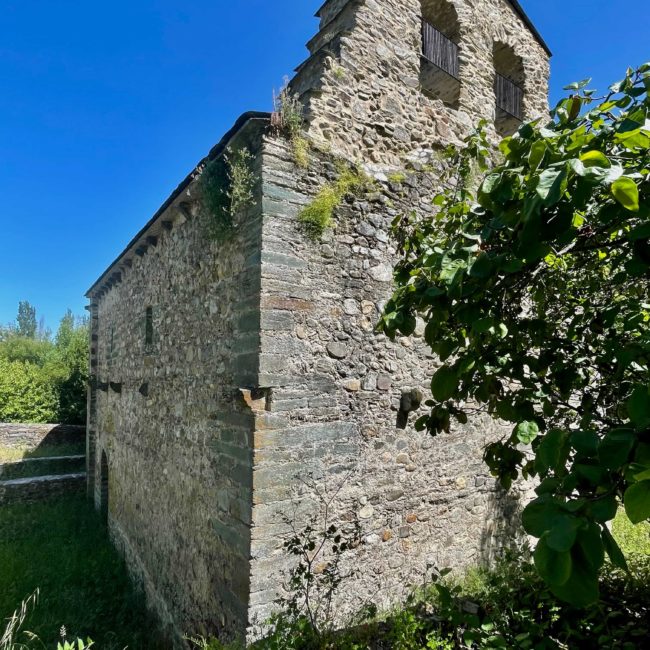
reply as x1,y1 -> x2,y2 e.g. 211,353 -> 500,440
534,537 -> 572,586
571,430 -> 599,457
611,176 -> 640,212
536,429 -> 569,474
522,496 -> 564,537
624,480 -> 650,523
598,429 -> 636,470
628,386 -> 650,428
515,420 -> 539,445
430,366 -> 458,402
549,545 -> 600,607
546,515 -> 581,552
579,150 -> 611,168
601,525 -> 629,571
537,167 -> 567,205
590,495 -> 618,523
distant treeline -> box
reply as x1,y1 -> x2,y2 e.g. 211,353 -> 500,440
0,301 -> 88,425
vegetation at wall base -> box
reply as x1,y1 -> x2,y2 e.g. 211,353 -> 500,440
191,550 -> 650,649
0,495 -> 161,649
378,64 -> 650,605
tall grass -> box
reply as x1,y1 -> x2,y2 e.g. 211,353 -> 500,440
0,496 -> 160,649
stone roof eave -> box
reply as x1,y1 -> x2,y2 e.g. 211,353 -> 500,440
86,111 -> 271,300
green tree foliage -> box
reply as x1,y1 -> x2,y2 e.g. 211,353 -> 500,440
16,301 -> 37,339
49,310 -> 89,425
0,307 -> 88,424
0,335 -> 53,366
0,358 -> 58,423
379,65 -> 650,605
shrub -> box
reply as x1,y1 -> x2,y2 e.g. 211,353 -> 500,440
200,147 -> 256,240
0,359 -> 58,423
299,167 -> 372,240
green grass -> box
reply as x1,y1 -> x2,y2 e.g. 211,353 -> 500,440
0,443 -> 85,463
0,495 -> 161,649
613,508 -> 650,555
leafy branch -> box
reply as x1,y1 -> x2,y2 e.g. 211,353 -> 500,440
379,64 -> 650,606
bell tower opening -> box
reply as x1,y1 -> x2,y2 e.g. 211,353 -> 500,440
493,42 -> 525,136
420,0 -> 461,108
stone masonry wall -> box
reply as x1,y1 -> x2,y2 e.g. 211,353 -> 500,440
0,423 -> 86,451
247,136 -> 528,631
89,122 -> 266,643
0,474 -> 85,505
292,0 -> 550,165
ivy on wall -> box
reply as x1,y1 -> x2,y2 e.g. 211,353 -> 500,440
199,147 -> 256,241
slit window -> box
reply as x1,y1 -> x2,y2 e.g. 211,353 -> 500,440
145,307 -> 153,348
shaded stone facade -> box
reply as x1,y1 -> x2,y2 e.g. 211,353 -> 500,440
86,0 -> 550,644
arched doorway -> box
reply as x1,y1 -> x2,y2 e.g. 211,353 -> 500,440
100,450 -> 109,524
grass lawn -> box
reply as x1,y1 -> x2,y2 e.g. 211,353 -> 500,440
613,507 -> 650,555
0,495 -> 161,649
0,443 -> 86,464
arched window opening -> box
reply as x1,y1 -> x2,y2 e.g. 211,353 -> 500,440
420,0 -> 461,107
100,450 -> 109,525
493,43 -> 525,136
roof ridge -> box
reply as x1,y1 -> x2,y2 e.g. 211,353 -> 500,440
315,0 -> 551,56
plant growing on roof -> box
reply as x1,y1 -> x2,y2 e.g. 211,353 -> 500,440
379,64 -> 650,606
199,146 -> 256,240
273,79 -> 310,169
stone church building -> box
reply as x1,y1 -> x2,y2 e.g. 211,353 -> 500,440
86,0 -> 550,643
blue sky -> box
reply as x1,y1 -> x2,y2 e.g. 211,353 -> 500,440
0,1 -> 648,330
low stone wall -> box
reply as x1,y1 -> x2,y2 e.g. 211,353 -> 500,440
0,424 -> 86,450
0,455 -> 86,481
0,473 -> 86,505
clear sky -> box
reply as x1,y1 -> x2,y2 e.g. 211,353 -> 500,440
0,1 -> 648,329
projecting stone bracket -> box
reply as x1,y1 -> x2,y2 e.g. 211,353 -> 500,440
397,387 -> 424,429
239,388 -> 272,413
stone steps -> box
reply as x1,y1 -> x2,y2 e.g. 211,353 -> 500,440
0,427 -> 87,503
0,455 -> 86,481
0,472 -> 86,505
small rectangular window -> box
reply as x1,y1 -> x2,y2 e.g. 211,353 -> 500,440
145,307 -> 153,347
108,326 -> 115,365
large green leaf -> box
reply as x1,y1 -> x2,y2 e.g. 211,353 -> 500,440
624,480 -> 650,523
535,429 -> 569,474
571,430 -> 599,457
611,176 -> 640,211
598,429 -> 636,470
579,150 -> 611,168
522,497 -> 565,537
550,546 -> 600,607
430,366 -> 458,402
601,526 -> 628,571
534,537 -> 572,586
590,495 -> 618,523
515,421 -> 539,445
628,386 -> 650,428
536,167 -> 567,205
546,515 -> 581,552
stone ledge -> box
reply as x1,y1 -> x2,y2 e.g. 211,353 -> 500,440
0,472 -> 86,505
